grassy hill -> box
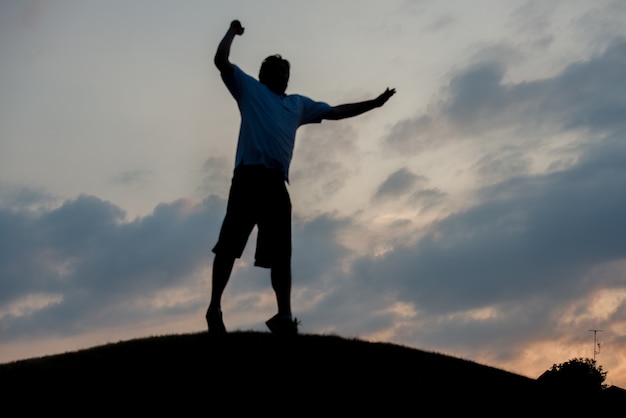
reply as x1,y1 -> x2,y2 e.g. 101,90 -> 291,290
1,331 -> 624,414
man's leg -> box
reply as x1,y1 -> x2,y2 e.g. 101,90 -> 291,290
206,253 -> 236,335
266,262 -> 298,335
256,169 -> 296,334
270,262 -> 292,317
209,253 -> 236,311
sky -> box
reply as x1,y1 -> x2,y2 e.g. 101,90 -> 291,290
2,0 -> 626,388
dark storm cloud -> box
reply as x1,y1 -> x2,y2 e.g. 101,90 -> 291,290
383,39 -> 626,153
0,193 -> 227,340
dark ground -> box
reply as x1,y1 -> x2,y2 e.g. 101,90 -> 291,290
1,331 -> 624,415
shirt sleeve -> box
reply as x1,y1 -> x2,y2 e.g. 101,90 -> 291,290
220,65 -> 248,100
299,95 -> 332,125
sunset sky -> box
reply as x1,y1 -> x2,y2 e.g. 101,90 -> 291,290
2,0 -> 626,387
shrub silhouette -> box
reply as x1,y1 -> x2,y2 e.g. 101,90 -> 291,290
538,357 -> 607,394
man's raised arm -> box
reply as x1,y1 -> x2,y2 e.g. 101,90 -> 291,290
214,20 -> 244,74
323,88 -> 396,120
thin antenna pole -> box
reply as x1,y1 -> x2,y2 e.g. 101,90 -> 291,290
588,329 -> 603,361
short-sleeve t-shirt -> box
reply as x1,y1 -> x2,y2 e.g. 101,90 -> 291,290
221,65 -> 331,181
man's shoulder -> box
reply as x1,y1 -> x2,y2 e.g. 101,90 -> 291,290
222,64 -> 265,99
286,92 -> 307,99
223,64 -> 256,84
285,93 -> 317,104
287,93 -> 331,110
283,93 -> 331,123
231,64 -> 246,76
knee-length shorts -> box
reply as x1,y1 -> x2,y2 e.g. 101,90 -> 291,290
212,164 -> 291,268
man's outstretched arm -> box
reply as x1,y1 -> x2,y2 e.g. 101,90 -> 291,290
214,20 -> 244,75
323,88 -> 396,120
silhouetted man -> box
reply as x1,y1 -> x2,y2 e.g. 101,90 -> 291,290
207,20 -> 395,336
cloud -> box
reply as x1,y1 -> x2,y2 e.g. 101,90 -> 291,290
382,39 -> 626,154
0,184 -> 58,211
110,170 -> 152,187
371,167 -> 447,215
472,148 -> 532,186
381,114 -> 438,155
0,189 -> 356,343
0,193 -> 227,341
271,138 -> 625,381
508,0 -> 558,46
348,132 -> 626,339
310,33 -> 626,382
409,187 -> 447,213
290,39 -> 626,368
372,167 -> 424,202
573,2 -> 626,49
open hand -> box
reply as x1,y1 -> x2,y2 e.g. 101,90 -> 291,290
376,87 -> 396,107
230,20 -> 244,35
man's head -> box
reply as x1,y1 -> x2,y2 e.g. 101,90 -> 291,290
259,54 -> 290,95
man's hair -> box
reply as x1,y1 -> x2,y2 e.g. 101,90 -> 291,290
259,54 -> 290,84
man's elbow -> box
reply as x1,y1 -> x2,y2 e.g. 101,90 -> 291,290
214,56 -> 232,74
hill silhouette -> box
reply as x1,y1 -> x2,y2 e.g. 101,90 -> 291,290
1,331 -> 624,414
